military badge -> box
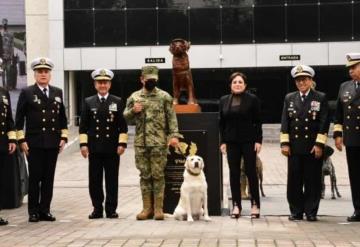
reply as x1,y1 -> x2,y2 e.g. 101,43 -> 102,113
310,101 -> 320,111
2,97 -> 8,105
40,58 -> 46,65
100,69 -> 107,76
55,97 -> 62,103
109,102 -> 117,111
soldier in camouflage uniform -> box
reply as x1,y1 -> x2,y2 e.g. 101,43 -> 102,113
124,66 -> 181,220
1,19 -> 14,90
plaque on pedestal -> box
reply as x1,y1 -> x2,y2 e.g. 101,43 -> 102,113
164,113 -> 222,215
173,104 -> 201,113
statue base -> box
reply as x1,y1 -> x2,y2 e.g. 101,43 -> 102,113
173,104 -> 201,113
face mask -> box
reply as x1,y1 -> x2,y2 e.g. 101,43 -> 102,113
144,79 -> 157,91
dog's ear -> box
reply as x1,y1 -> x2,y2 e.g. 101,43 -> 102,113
184,157 -> 189,169
169,42 -> 174,54
185,41 -> 190,51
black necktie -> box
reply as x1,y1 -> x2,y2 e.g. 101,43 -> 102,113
301,94 -> 306,102
356,82 -> 360,92
101,97 -> 105,103
43,88 -> 47,97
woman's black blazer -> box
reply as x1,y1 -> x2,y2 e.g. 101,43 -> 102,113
219,92 -> 263,144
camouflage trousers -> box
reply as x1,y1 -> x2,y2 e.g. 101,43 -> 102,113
135,146 -> 168,194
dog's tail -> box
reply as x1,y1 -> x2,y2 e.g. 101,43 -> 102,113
164,213 -> 175,219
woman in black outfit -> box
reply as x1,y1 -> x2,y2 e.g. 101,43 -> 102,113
219,72 -> 263,219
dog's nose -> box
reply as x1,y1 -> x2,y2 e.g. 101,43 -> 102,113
194,162 -> 199,168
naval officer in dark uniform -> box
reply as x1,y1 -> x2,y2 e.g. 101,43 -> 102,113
333,53 -> 360,222
15,57 -> 68,222
79,68 -> 128,219
0,86 -> 16,225
280,65 -> 329,222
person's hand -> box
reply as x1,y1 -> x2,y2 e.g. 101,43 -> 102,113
254,143 -> 262,154
117,146 -> 125,155
80,146 -> 89,158
20,142 -> 29,156
281,145 -> 291,157
168,137 -> 179,148
220,143 -> 227,154
311,145 -> 323,159
59,140 -> 66,153
132,102 -> 143,113
335,137 -> 343,151
8,143 -> 16,154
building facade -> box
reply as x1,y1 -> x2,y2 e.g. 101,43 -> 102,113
26,0 -> 360,123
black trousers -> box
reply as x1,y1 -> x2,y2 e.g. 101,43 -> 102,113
287,154 -> 322,216
27,148 -> 58,215
0,153 -> 5,211
88,153 -> 120,214
345,147 -> 360,214
227,142 -> 260,209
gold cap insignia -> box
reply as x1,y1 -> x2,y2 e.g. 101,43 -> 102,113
295,65 -> 303,73
40,58 -> 46,65
346,55 -> 351,61
100,69 -> 107,76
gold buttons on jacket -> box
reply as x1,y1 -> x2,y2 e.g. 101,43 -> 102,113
42,127 -> 46,131
305,135 -> 308,138
96,127 -> 99,130
42,118 -> 46,122
348,106 -> 351,109
295,127 -> 298,130
305,118 -> 308,122
42,110 -> 46,113
296,118 -> 299,121
347,116 -> 350,119
96,134 -> 99,138
295,135 -> 298,138
305,127 -> 308,130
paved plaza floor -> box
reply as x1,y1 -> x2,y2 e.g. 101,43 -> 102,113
1,127 -> 360,247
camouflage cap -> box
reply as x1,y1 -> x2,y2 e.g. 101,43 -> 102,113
141,66 -> 159,81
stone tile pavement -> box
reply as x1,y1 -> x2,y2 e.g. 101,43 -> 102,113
1,126 -> 360,247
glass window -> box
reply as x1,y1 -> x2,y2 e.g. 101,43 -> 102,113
94,0 -> 125,9
189,8 -> 221,44
126,0 -> 157,8
126,9 -> 157,45
254,6 -> 285,43
320,3 -> 352,41
94,10 -> 125,46
287,0 -> 318,3
222,7 -> 253,43
221,0 -> 254,7
158,9 -> 189,45
320,0 -> 351,2
189,0 -> 220,8
355,3 -> 360,40
158,0 -> 189,8
255,0 -> 285,6
287,5 -> 318,42
64,0 -> 92,9
64,10 -> 94,47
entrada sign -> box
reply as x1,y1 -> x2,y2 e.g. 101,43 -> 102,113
280,55 -> 301,61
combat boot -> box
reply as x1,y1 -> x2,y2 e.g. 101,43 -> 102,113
154,191 -> 164,220
136,192 -> 154,220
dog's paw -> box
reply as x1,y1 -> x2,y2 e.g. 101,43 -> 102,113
187,217 -> 194,222
204,216 -> 212,222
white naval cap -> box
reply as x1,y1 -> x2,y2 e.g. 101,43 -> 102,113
291,65 -> 315,78
31,57 -> 54,70
346,53 -> 360,67
91,68 -> 114,81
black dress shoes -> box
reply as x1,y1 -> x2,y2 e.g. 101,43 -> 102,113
347,213 -> 360,222
89,211 -> 103,219
288,214 -> 303,221
39,213 -> 56,221
306,215 -> 318,222
106,212 -> 119,219
0,217 -> 8,225
29,213 -> 40,222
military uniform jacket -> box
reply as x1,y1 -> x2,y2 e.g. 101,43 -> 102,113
79,94 -> 128,154
15,84 -> 68,149
333,80 -> 360,146
123,87 -> 182,147
280,89 -> 329,155
0,87 -> 16,153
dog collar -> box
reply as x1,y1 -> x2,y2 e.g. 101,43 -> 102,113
186,168 -> 201,176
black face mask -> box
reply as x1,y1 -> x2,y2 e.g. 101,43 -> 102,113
144,79 -> 157,91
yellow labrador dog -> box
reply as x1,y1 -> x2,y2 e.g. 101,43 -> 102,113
173,155 -> 211,222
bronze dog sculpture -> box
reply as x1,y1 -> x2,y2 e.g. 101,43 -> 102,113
240,155 -> 265,199
169,38 -> 196,105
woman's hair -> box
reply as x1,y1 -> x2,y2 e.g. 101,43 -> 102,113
229,72 -> 247,84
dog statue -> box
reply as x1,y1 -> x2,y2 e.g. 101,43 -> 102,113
173,155 -> 211,222
240,155 -> 265,199
321,146 -> 341,199
169,38 -> 196,105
